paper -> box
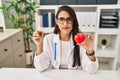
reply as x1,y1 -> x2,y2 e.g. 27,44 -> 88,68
102,21 -> 116,23
102,16 -> 118,19
28,72 -> 52,80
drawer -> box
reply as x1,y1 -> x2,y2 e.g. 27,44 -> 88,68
12,31 -> 24,50
13,48 -> 26,66
0,54 -> 15,67
16,60 -> 26,68
0,38 -> 12,62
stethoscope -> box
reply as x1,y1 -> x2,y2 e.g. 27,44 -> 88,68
54,43 -> 57,60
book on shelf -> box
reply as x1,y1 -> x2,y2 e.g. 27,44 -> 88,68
51,13 -> 55,27
41,12 -> 55,28
42,14 -> 48,27
102,16 -> 118,19
75,12 -> 97,29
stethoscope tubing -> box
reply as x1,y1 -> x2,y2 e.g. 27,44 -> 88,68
54,43 -> 57,60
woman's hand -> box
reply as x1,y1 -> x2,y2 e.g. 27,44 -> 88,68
78,34 -> 94,53
32,30 -> 43,46
77,34 -> 96,61
32,30 -> 43,55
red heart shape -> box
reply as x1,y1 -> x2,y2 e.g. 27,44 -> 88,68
74,33 -> 86,44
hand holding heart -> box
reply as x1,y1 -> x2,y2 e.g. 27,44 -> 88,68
74,33 -> 94,52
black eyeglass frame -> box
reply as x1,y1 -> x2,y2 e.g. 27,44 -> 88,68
57,17 -> 74,24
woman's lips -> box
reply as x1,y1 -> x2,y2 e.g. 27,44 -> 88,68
63,27 -> 69,30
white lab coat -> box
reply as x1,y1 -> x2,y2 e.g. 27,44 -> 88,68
34,33 -> 98,73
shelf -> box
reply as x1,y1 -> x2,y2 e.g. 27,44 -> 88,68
80,27 -> 96,32
36,5 -> 58,10
37,5 -> 120,8
97,34 -> 118,52
98,57 -> 114,70
99,5 -> 120,9
35,8 -> 55,30
35,5 -> 120,70
99,62 -> 111,70
98,29 -> 119,34
41,28 -> 54,33
96,50 -> 117,57
72,7 -> 97,12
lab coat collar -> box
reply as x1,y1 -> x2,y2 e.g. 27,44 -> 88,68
53,33 -> 74,47
53,33 -> 60,44
53,33 -> 75,67
53,33 -> 74,51
53,33 -> 61,68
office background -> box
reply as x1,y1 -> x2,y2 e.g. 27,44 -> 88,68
0,0 -> 120,70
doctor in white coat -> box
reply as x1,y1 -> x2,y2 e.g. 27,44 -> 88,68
33,6 -> 98,73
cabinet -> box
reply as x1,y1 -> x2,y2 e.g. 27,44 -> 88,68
97,0 -> 118,4
0,29 -> 26,68
40,0 -> 57,5
77,0 -> 96,4
35,5 -> 120,70
39,0 -> 118,5
58,0 -> 76,5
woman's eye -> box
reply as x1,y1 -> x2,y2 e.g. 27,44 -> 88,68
67,19 -> 71,21
59,18 -> 64,21
67,18 -> 73,21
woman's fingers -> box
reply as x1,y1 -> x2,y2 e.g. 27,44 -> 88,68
33,31 -> 39,36
33,36 -> 41,40
85,34 -> 94,40
37,30 -> 43,36
32,30 -> 43,41
33,30 -> 43,37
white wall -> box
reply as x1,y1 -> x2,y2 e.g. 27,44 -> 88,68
1,0 -> 14,28
118,0 -> 120,4
0,0 -> 6,31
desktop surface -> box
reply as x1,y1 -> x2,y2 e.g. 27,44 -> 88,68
0,68 -> 120,80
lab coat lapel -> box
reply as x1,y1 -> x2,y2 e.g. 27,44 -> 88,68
53,34 -> 61,68
52,34 -> 74,68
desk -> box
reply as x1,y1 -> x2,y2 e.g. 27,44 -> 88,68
0,68 -> 120,80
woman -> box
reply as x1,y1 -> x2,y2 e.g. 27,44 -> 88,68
32,6 -> 98,73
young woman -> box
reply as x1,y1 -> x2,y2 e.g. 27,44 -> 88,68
32,6 -> 98,73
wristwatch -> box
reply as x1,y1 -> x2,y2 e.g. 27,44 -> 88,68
86,50 -> 95,56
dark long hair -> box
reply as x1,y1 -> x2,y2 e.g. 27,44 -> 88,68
53,6 -> 82,67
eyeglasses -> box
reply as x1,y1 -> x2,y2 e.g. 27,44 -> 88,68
57,17 -> 74,24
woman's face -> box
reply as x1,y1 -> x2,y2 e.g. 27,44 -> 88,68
56,11 -> 73,35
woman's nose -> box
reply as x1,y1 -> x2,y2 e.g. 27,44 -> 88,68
63,20 -> 68,26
